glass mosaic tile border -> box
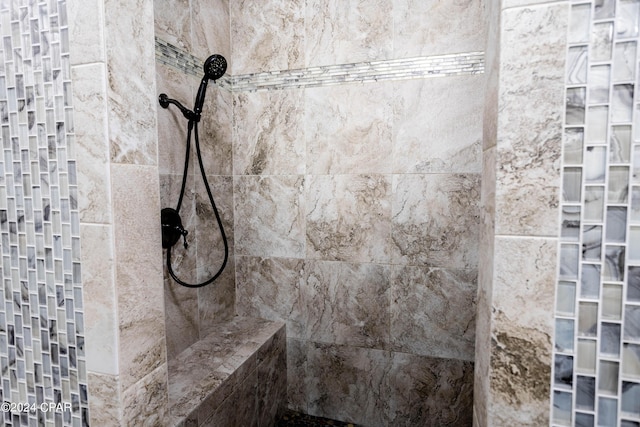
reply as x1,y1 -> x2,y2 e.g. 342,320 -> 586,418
0,1 -> 89,426
155,37 -> 484,92
553,0 -> 640,426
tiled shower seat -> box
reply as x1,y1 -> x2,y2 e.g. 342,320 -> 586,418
168,317 -> 286,427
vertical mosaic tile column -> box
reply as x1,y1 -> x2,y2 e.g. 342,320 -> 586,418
554,0 -> 640,426
0,1 -> 89,426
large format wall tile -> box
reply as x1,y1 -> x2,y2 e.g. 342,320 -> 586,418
82,224 -> 118,374
72,64 -> 112,224
388,352 -> 474,426
490,236 -> 556,425
392,0 -> 485,58
393,75 -> 483,174
305,83 -> 393,175
230,0 -> 305,74
112,165 -> 166,390
391,266 -> 476,361
306,174 -> 392,263
234,89 -> 305,176
305,0 -> 393,66
234,175 -> 306,258
104,0 -> 158,165
391,173 -> 480,268
302,260 -> 391,349
494,4 -> 567,237
306,342 -> 390,426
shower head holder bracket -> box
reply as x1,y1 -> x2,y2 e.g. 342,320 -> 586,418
159,93 -> 200,122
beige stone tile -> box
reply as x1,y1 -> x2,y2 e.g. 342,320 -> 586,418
306,174 -> 392,263
233,90 -> 305,176
391,173 -> 480,269
153,0 -> 192,52
81,224 -> 118,375
87,372 -> 121,426
104,0 -> 158,165
494,4 -> 568,237
71,64 -> 111,224
230,0 -> 305,74
68,0 -> 105,66
234,175 -> 306,258
121,364 -> 169,426
192,0 -> 230,64
306,84 -> 393,175
393,75 -> 483,174
390,265 -> 477,361
302,260 -> 391,349
392,0 -> 485,58
306,0 -> 393,66
388,352 -> 474,426
112,165 -> 166,390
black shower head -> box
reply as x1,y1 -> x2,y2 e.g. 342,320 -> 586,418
193,54 -> 227,116
203,54 -> 227,81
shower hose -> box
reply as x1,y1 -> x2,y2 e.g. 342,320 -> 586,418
164,116 -> 229,288
160,54 -> 229,288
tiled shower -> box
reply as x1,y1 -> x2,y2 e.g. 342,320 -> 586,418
2,0 -> 638,426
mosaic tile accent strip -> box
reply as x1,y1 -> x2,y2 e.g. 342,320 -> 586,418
553,0 -> 640,426
0,1 -> 89,426
155,38 -> 484,92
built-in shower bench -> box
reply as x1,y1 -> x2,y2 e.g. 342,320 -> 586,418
168,316 -> 286,427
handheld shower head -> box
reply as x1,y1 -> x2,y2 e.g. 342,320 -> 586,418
203,54 -> 227,81
194,54 -> 227,116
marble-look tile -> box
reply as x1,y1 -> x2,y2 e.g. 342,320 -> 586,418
306,174 -> 391,263
234,175 -> 305,258
68,0 -> 105,65
286,338 -> 308,413
390,266 -> 477,361
230,0 -> 304,74
153,0 -> 192,52
195,175 -> 234,267
388,352 -> 474,426
87,372 -> 121,426
81,224 -> 117,375
305,0 -> 392,66
156,63 -> 198,175
160,173 -> 197,279
495,4 -> 567,237
165,275 -> 199,362
257,327 -> 287,426
393,75 -> 483,174
104,0 -> 158,165
122,364 -> 169,427
236,256 -> 306,339
192,0 -> 230,63
489,237 -> 556,425
305,83 -> 393,175
302,260 -> 391,349
306,342 -> 390,426
197,256 -> 236,329
233,89 -> 305,176
474,147 -> 496,427
71,64 -> 111,224
392,0 -> 485,58
198,86 -> 234,176
112,165 -> 166,390
391,173 -> 480,269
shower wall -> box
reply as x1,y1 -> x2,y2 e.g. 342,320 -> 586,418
475,1 -> 568,426
69,0 -> 169,424
228,1 -> 485,425
154,0 -> 235,361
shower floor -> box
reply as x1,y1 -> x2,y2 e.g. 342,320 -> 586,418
276,409 -> 358,426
